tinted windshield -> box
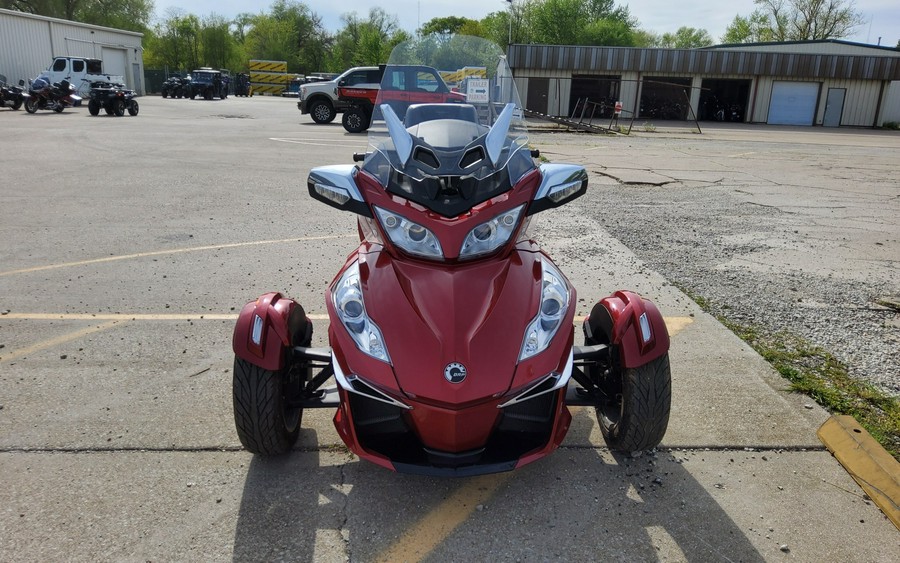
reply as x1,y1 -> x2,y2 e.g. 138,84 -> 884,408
362,35 -> 532,217
192,72 -> 217,82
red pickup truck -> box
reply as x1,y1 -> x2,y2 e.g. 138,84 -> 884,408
338,64 -> 466,132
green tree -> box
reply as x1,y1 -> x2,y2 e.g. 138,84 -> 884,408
268,0 -> 329,73
723,0 -> 866,43
243,15 -> 298,68
144,9 -> 201,71
200,14 -> 241,71
479,0 -> 638,48
659,27 -> 714,48
328,7 -> 410,71
2,0 -> 154,32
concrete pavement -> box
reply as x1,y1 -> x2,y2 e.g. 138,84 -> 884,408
0,97 -> 897,561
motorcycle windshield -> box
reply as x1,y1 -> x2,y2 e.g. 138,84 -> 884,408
362,35 -> 534,218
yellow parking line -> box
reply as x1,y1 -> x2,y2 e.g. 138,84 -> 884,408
4,314 -> 688,328
665,316 -> 693,336
0,320 -> 121,363
0,235 -> 355,277
374,473 -> 511,563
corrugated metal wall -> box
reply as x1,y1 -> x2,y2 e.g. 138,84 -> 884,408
510,43 -> 900,126
0,8 -> 143,93
0,10 -> 54,85
883,83 -> 900,124
509,45 -> 900,81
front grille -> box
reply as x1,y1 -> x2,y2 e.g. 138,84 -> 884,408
347,389 -> 561,469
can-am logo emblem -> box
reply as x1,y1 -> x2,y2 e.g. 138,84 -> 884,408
444,362 -> 467,384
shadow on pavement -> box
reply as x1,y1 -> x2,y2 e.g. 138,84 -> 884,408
232,408 -> 764,561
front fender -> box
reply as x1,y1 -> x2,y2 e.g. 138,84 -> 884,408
232,292 -> 309,371
587,290 -> 669,368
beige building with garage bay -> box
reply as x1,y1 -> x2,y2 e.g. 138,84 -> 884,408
508,40 -> 900,128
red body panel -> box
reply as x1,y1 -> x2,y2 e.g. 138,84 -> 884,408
599,290 -> 670,368
338,86 -> 466,107
232,291 -> 298,372
325,167 -> 577,464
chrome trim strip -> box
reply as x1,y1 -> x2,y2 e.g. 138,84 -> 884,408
331,352 -> 412,410
498,348 -> 574,408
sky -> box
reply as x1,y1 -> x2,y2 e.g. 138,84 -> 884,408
152,0 -> 900,48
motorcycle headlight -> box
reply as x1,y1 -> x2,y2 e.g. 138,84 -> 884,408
459,205 -> 524,260
332,261 -> 390,363
374,206 -> 443,259
520,259 -> 570,361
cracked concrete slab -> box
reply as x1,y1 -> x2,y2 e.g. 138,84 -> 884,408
1,99 -> 898,562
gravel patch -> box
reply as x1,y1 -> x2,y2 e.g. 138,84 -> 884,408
533,126 -> 900,397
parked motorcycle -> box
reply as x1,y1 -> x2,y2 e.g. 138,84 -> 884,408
231,36 -> 672,475
23,75 -> 81,113
0,75 -> 24,110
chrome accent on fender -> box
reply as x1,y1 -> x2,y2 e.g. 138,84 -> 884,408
639,311 -> 652,343
308,165 -> 364,202
332,352 -> 412,410
381,103 -> 413,167
485,102 -> 515,167
498,348 -> 574,409
535,164 -> 588,200
251,314 -> 264,346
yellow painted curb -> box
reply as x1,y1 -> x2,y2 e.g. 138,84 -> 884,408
817,415 -> 900,531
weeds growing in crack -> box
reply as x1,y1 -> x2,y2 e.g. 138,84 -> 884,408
675,283 -> 900,461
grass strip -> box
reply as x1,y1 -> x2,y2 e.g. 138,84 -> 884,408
682,288 -> 900,460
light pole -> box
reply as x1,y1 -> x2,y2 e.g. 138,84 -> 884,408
507,0 -> 513,46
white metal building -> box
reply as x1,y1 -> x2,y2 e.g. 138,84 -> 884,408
508,40 -> 900,127
0,8 -> 145,94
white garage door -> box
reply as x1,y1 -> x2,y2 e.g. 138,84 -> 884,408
101,47 -> 129,86
768,81 -> 819,126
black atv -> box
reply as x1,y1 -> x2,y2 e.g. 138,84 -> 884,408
233,73 -> 252,97
87,81 -> 139,117
161,74 -> 189,99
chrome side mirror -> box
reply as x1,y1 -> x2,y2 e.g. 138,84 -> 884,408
529,164 -> 588,215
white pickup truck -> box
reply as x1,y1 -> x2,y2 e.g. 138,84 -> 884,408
38,57 -> 126,97
298,66 -> 382,124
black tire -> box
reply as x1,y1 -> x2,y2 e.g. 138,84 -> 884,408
342,106 -> 369,133
309,99 -> 336,124
127,100 -> 139,116
162,90 -> 168,98
11,99 -> 22,110
596,353 -> 671,452
53,103 -> 64,113
24,98 -> 37,113
113,99 -> 125,117
104,104 -> 114,115
232,357 -> 303,455
88,100 -> 100,116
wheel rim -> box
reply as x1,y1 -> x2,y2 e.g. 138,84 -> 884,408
348,113 -> 361,129
596,363 -> 624,432
313,104 -> 331,122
